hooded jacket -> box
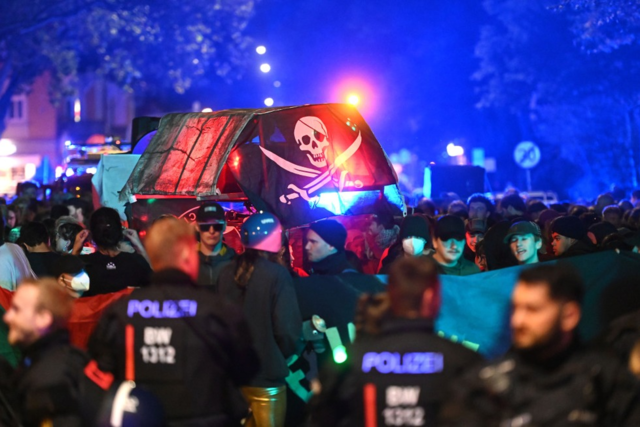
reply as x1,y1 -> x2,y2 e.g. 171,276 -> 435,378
197,244 -> 237,286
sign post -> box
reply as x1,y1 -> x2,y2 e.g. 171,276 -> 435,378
513,141 -> 541,192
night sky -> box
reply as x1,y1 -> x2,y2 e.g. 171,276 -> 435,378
193,0 -> 489,163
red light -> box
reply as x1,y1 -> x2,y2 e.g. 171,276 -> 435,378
232,155 -> 240,169
332,75 -> 378,117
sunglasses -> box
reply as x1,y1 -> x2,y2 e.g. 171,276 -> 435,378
199,223 -> 224,232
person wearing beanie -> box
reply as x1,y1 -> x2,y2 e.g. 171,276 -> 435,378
195,201 -> 237,286
504,221 -> 543,265
430,215 -> 480,276
550,216 -> 597,258
305,219 -> 356,275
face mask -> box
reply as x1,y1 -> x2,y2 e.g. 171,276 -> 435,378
402,237 -> 426,256
64,271 -> 90,293
56,238 -> 70,253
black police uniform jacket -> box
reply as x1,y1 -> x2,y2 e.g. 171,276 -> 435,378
88,269 -> 259,427
307,317 -> 482,426
439,340 -> 640,427
13,329 -> 89,427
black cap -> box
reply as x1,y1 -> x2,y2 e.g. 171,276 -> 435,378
466,218 -> 487,235
550,216 -> 587,240
196,202 -> 226,223
400,215 -> 430,242
434,215 -> 465,241
308,219 -> 347,250
51,255 -> 85,278
503,221 -> 541,244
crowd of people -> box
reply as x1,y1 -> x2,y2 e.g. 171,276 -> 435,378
0,181 -> 639,426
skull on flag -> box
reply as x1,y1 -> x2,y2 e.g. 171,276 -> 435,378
294,117 -> 329,168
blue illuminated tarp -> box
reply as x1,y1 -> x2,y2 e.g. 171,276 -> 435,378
435,250 -> 640,358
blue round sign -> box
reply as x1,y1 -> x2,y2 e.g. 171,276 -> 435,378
513,141 -> 541,169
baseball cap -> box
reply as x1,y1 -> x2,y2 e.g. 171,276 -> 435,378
466,218 -> 487,235
434,215 -> 465,241
503,221 -> 542,244
196,202 -> 226,223
400,215 -> 430,242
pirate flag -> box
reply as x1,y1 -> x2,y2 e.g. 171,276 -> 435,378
121,104 -> 403,228
231,104 -> 401,227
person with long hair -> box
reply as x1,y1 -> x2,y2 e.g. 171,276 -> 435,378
216,212 -> 302,427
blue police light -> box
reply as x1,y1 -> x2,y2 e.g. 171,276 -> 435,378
311,185 -> 405,216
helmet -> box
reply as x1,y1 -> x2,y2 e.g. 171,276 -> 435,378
241,212 -> 283,253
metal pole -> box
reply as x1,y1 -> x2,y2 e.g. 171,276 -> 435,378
526,169 -> 532,192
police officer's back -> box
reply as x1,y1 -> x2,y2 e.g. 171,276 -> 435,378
307,256 -> 481,426
440,264 -> 640,427
89,217 -> 258,427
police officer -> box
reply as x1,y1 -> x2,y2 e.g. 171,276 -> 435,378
440,264 -> 640,427
307,256 -> 482,426
88,217 -> 259,427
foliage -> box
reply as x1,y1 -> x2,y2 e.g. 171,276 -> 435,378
552,0 -> 640,53
0,0 -> 256,135
475,0 -> 640,198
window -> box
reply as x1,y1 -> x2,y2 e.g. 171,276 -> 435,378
7,95 -> 27,123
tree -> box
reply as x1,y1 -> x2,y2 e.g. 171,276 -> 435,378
474,0 -> 640,198
553,0 -> 640,53
0,0 -> 256,136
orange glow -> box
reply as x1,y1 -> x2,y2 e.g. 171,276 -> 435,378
232,155 -> 240,169
333,76 -> 377,117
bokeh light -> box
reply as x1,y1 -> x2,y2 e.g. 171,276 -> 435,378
260,63 -> 271,73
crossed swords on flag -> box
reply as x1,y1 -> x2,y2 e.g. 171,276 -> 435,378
259,131 -> 364,204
